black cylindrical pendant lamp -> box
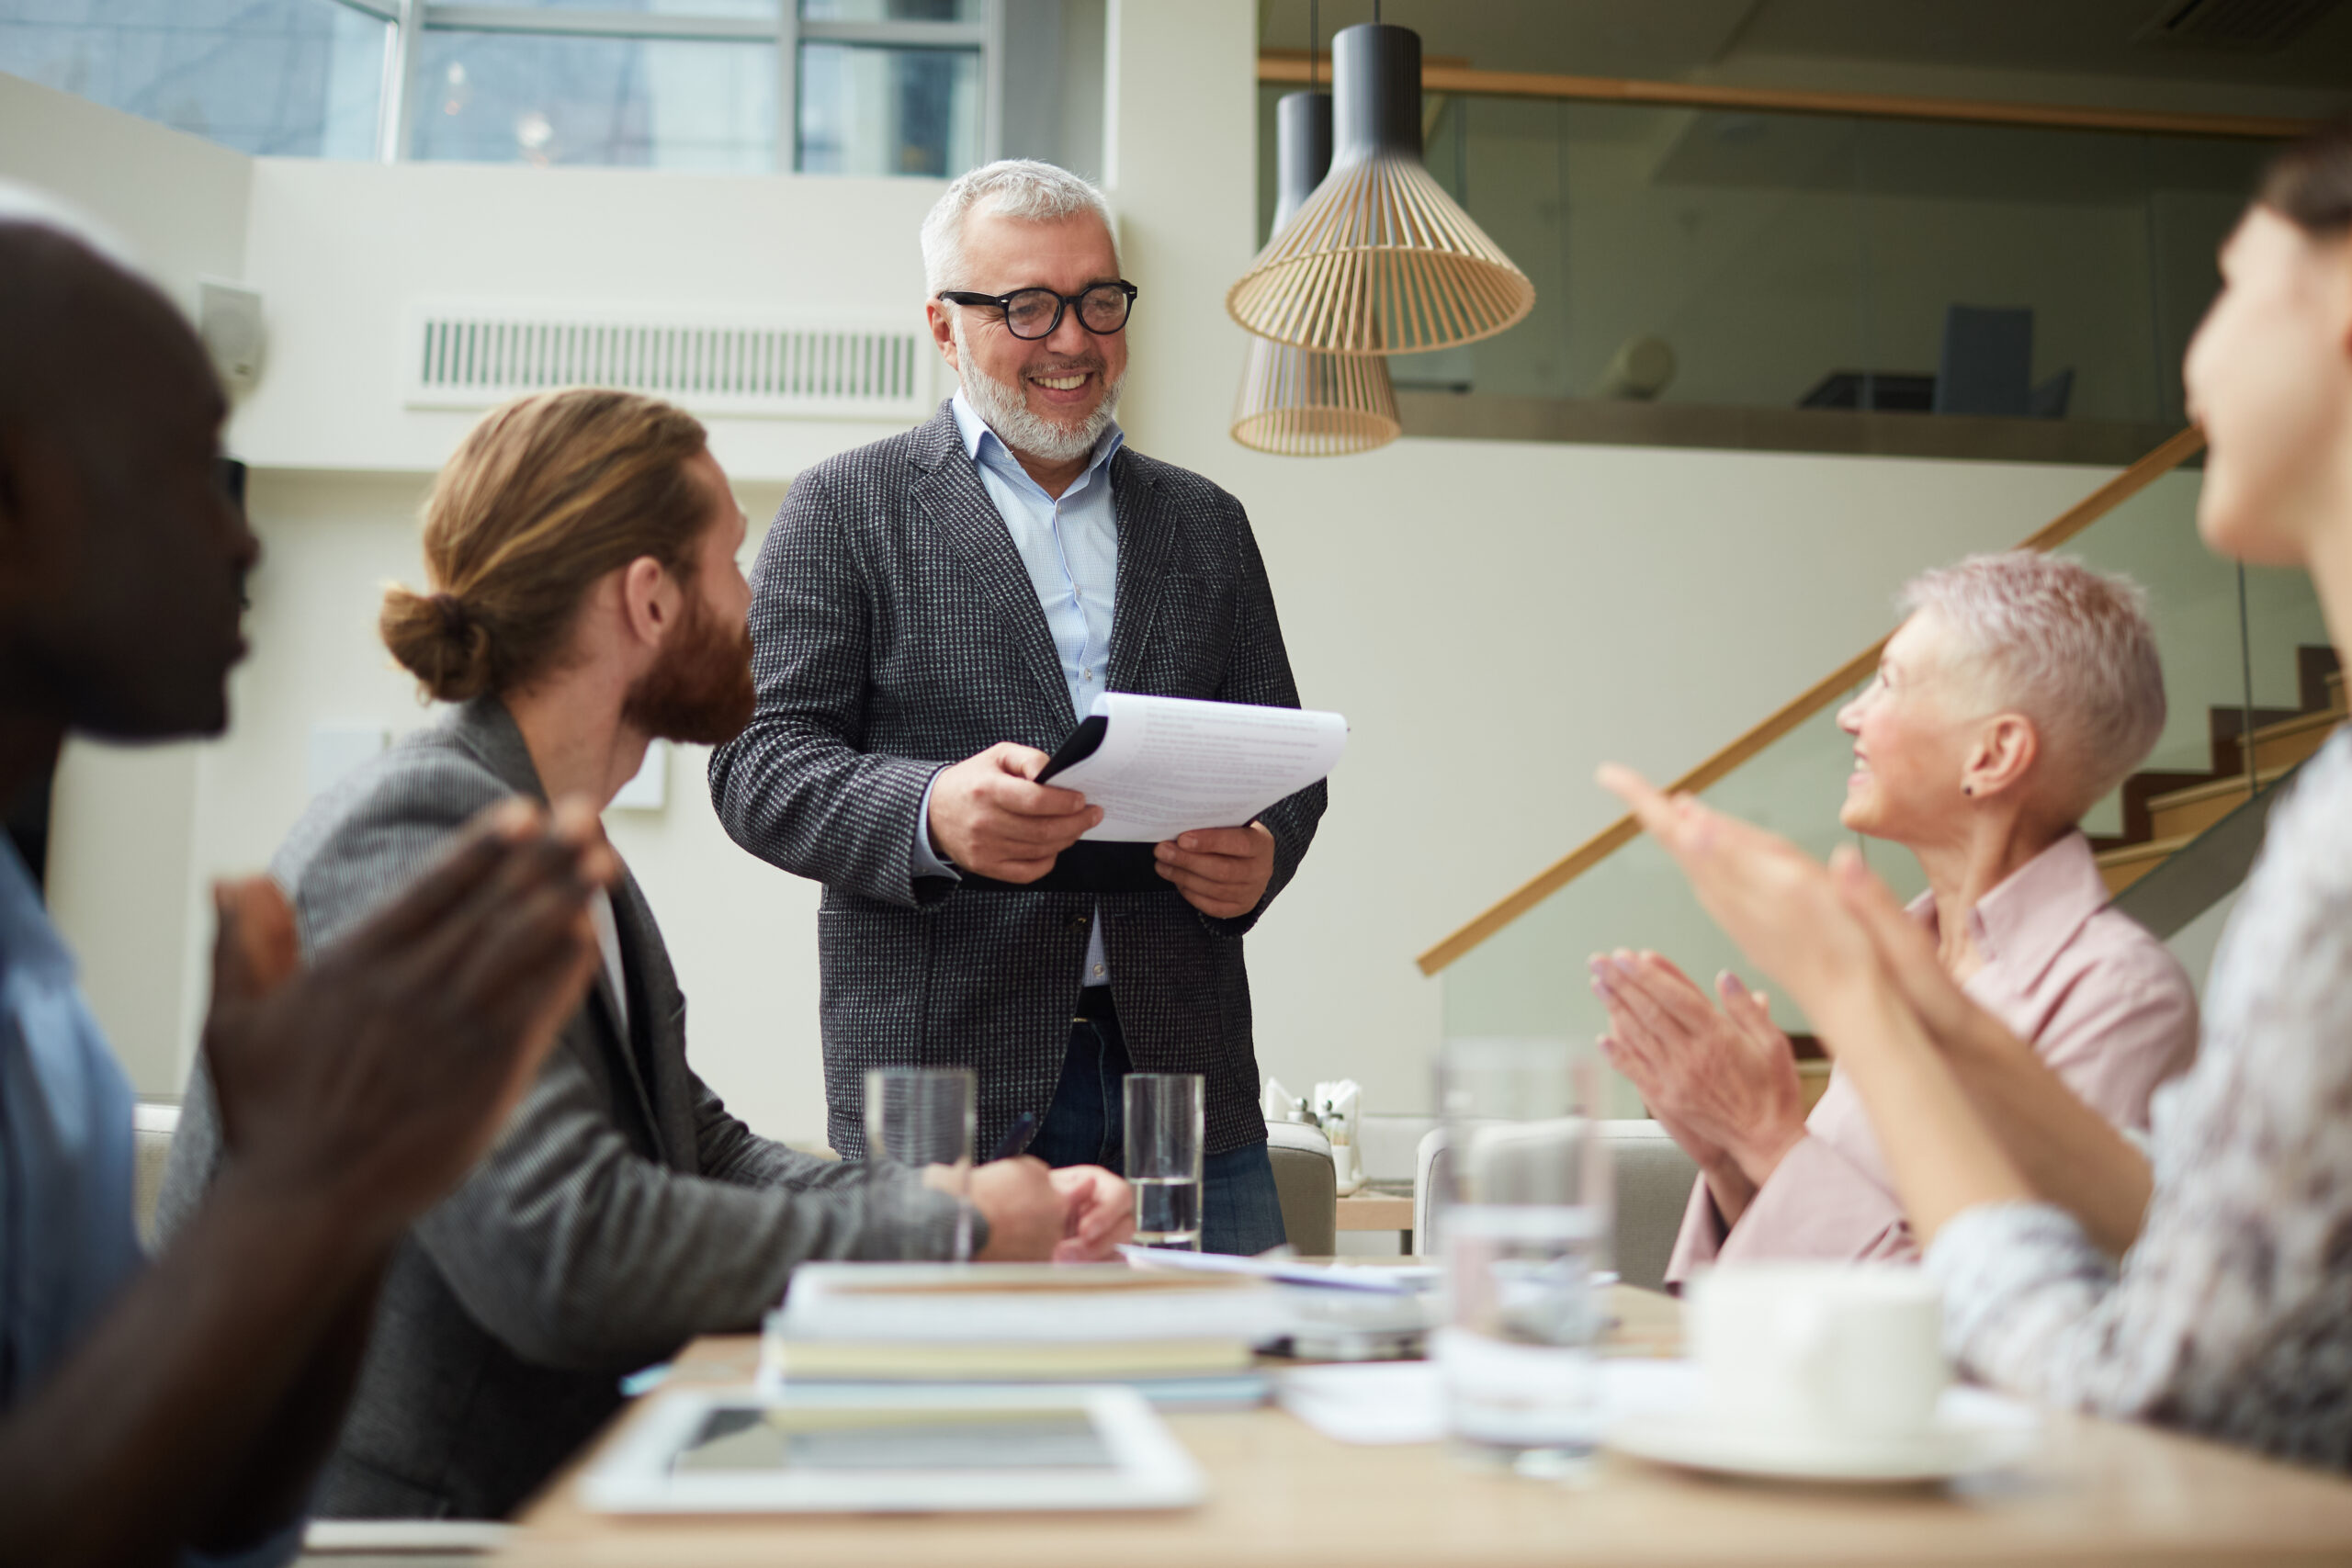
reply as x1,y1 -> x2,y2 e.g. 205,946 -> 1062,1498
1333,18 -> 1421,157
1275,90 -> 1334,230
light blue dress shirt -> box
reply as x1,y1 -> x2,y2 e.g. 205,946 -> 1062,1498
913,389 -> 1125,987
0,840 -> 299,1568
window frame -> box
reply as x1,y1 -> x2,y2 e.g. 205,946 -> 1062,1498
362,0 -> 998,172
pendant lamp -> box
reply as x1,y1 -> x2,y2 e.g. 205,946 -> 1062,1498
1231,89 -> 1401,457
1227,22 -> 1535,356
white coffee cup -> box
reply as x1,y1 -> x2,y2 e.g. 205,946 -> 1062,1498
1687,1264 -> 1948,1443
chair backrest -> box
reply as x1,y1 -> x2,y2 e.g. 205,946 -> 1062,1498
1934,304 -> 2034,418
1602,1122 -> 1701,1292
1414,1120 -> 1699,1292
1263,1120 -> 1337,1256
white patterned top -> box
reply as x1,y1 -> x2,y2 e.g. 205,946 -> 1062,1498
1925,727 -> 2352,1471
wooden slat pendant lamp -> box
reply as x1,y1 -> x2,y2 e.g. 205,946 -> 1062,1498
1232,88 -> 1400,456
1227,19 -> 1535,355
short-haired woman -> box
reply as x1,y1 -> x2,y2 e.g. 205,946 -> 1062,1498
1608,117 -> 2352,1468
1598,555 -> 2198,1282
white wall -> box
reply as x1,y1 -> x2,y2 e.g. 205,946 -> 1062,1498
0,74 -> 255,1095
229,158 -> 941,481
5,7 -> 2306,1138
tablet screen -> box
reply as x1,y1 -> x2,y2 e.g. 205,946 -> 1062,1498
675,1404 -> 1117,1474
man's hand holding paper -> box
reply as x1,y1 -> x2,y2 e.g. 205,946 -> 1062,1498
1041,694 -> 1347,844
1154,823 -> 1277,919
926,740 -> 1103,883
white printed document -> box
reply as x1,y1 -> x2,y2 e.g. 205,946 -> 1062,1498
1037,693 -> 1347,843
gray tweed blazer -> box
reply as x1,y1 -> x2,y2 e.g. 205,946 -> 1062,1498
156,696 -> 960,1520
708,401 -> 1325,1161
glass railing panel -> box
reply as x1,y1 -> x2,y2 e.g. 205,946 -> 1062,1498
2063,465 -> 2330,828
1441,692 -> 1873,1120
1253,83 -> 2288,446
1440,458 -> 2324,1117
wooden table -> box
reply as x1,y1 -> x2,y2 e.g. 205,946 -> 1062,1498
1334,1189 -> 1414,1248
503,1287 -> 2352,1567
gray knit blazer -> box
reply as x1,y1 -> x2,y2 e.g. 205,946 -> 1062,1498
156,696 -> 961,1520
708,402 -> 1325,1161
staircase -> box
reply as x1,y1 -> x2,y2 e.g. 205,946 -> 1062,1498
2092,649 -> 2344,896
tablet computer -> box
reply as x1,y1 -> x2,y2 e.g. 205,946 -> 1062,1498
578,1384 -> 1204,1514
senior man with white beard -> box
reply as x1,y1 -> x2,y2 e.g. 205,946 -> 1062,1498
711,161 -> 1325,1255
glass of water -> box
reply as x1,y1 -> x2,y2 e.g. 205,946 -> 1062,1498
865,1066 -> 977,1262
1124,1072 -> 1204,1251
1432,1039 -> 1611,1474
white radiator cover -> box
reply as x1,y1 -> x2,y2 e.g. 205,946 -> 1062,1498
404,300 -> 938,422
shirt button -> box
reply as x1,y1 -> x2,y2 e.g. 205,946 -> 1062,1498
1092,964 -> 1106,977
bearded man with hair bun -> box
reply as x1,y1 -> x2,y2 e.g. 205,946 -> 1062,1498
161,387 -> 1131,1522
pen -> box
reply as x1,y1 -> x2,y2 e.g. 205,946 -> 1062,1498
989,1111 -> 1038,1162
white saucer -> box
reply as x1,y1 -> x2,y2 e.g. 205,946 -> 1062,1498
1607,1401 -> 2041,1484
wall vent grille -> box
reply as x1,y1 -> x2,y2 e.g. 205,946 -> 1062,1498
404,302 -> 935,421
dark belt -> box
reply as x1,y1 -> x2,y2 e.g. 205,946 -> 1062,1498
1073,986 -> 1117,1024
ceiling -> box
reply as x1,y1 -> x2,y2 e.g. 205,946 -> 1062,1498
1255,0 -> 2352,94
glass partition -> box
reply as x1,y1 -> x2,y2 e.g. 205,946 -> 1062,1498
1256,88 -> 2277,436
1438,463 -> 2329,1118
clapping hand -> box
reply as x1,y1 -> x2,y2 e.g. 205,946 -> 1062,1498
1592,951 -> 1807,1189
203,796 -> 617,1245
1597,764 -> 1881,1035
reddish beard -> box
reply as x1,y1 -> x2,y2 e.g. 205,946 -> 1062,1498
621,587 -> 755,746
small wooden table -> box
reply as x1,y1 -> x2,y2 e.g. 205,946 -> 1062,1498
1334,1189 -> 1415,1249
503,1286 -> 2352,1567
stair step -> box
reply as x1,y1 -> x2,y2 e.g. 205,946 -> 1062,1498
2250,706 -> 2345,773
2332,670 -> 2344,714
2096,834 -> 2193,896
2148,765 -> 2293,840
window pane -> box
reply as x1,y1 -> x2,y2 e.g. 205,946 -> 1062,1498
0,0 -> 386,158
803,1 -> 985,22
411,30 -> 776,170
797,40 -> 978,176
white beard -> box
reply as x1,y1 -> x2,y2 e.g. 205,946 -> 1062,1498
953,313 -> 1125,465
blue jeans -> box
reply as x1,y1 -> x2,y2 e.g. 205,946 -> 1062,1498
1026,995 -> 1286,1258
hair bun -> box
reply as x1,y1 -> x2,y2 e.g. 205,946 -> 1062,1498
431,592 -> 470,639
379,582 -> 494,704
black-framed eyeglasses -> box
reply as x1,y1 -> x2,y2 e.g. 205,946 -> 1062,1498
936,280 -> 1138,341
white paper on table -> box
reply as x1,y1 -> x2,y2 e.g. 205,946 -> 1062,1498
1118,1245 -> 1441,1295
1045,693 -> 1347,843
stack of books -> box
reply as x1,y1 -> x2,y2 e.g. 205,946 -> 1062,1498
764,1263 -> 1290,1409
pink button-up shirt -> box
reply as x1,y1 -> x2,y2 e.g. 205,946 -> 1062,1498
1665,831 -> 2199,1284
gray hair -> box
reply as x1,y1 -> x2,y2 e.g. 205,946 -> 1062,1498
1899,552 -> 2167,816
920,159 -> 1118,296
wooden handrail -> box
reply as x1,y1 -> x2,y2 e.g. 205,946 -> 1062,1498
1415,424 -> 2210,977
1255,55 -> 2314,142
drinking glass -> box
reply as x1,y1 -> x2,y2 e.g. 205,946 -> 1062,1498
864,1066 -> 977,1262
1432,1039 -> 1611,1474
1124,1073 -> 1204,1251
